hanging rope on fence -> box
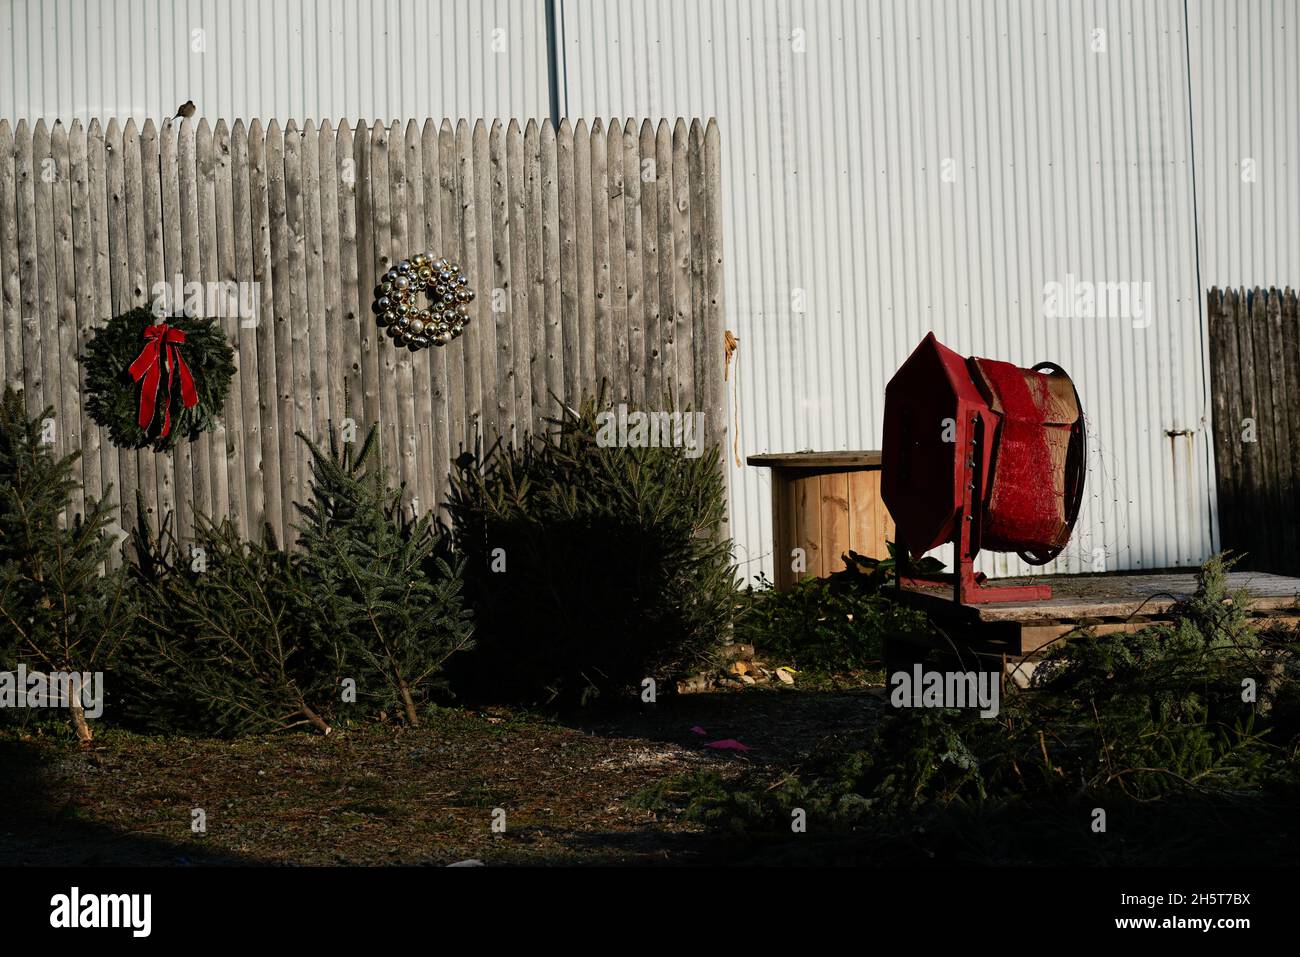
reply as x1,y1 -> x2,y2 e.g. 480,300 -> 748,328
725,329 -> 740,467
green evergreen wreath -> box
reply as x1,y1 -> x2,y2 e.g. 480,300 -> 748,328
83,306 -> 236,452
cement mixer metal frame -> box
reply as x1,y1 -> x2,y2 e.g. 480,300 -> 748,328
884,335 -> 1089,606
895,407 -> 1053,605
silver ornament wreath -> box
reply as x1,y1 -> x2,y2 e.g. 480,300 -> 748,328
372,253 -> 476,350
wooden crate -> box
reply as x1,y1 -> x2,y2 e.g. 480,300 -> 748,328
748,451 -> 894,590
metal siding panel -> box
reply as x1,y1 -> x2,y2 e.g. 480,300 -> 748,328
0,0 -> 551,124
1189,0 -> 1300,289
560,0 -> 1217,582
1185,0 -> 1300,565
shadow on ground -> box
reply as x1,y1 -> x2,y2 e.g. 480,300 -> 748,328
0,703 -> 775,867
0,736 -> 259,866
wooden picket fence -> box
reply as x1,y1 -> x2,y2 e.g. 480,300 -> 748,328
0,116 -> 725,551
1206,286 -> 1300,575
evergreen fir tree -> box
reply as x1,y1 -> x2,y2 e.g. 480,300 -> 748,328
0,387 -> 134,743
123,505 -> 338,736
445,399 -> 735,706
121,425 -> 472,737
295,427 -> 474,726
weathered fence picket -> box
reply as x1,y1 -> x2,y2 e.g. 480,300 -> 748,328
0,116 -> 725,553
1207,287 -> 1300,575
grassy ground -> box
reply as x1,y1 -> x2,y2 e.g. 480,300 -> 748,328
0,686 -> 889,866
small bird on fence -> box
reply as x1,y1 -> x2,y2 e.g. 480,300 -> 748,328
174,100 -> 196,120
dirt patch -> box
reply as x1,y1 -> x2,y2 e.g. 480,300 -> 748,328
0,686 -> 887,866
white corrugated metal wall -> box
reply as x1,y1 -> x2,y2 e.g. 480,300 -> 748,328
4,0 -> 1296,582
560,0 -> 1217,581
1188,0 -> 1300,288
0,0 -> 551,121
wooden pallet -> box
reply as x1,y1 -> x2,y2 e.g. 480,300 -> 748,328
891,571 -> 1300,659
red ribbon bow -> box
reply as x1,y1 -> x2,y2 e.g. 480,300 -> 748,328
128,323 -> 198,439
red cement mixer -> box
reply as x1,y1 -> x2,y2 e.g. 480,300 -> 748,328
881,333 -> 1086,604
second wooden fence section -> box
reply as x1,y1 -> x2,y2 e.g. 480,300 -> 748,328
1207,286 -> 1300,575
